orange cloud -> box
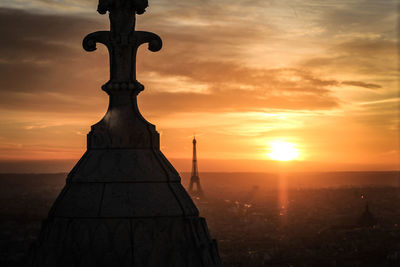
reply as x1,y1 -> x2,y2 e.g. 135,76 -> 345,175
0,1 -> 398,171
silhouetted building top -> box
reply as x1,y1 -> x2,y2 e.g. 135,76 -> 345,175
28,0 -> 222,266
358,203 -> 378,227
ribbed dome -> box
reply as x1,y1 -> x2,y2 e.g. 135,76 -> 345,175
28,1 -> 223,266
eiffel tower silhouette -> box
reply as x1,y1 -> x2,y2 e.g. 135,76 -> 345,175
189,137 -> 204,197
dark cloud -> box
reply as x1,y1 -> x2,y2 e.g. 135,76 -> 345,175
139,89 -> 339,115
337,39 -> 397,57
0,7 -> 109,94
342,81 -> 381,89
315,0 -> 397,38
297,0 -> 397,85
0,1 -> 396,169
0,5 -> 388,116
301,37 -> 397,79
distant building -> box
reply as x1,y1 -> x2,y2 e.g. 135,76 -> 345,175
189,137 -> 204,197
357,203 -> 378,227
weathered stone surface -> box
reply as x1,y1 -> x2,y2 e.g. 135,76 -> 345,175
29,0 -> 223,266
51,183 -> 103,217
29,217 -> 221,267
100,183 -> 184,217
68,149 -> 179,182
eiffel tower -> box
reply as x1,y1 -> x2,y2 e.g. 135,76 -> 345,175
189,137 -> 204,197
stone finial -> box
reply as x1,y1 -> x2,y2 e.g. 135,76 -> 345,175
97,0 -> 149,15
82,0 -> 161,94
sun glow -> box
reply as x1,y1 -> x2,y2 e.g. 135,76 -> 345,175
267,140 -> 299,161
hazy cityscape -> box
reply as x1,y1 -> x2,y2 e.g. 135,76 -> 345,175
1,171 -> 399,266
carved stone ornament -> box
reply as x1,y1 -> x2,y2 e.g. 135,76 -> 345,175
28,1 -> 223,266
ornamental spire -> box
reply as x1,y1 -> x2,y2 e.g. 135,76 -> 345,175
28,2 -> 223,266
82,0 -> 161,95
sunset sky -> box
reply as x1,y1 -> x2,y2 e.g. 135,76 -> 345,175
0,0 -> 398,172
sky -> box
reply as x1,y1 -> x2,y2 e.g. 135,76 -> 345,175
0,0 -> 398,172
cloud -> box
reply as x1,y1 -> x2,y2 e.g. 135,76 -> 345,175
0,6 -> 387,117
0,7 -> 107,93
301,37 -> 397,84
0,1 -> 397,168
313,0 -> 397,39
342,81 -> 381,89
0,0 -> 96,14
0,7 -> 346,115
337,38 -> 398,58
140,89 -> 339,115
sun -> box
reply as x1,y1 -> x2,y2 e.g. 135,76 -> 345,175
267,140 -> 299,161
